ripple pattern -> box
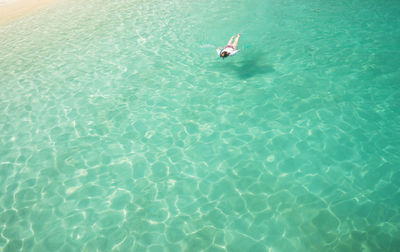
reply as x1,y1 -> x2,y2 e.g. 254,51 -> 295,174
1,0 -> 400,251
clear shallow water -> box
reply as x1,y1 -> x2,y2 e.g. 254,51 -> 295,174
1,0 -> 400,251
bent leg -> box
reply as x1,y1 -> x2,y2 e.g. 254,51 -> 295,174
232,34 -> 241,49
227,36 -> 235,46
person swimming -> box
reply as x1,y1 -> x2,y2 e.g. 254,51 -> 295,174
217,34 -> 241,58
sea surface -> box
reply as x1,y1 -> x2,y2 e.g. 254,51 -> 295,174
1,0 -> 400,251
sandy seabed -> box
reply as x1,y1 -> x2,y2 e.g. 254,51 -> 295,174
0,0 -> 58,25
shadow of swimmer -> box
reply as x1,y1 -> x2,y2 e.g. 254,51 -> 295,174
233,56 -> 275,79
211,51 -> 275,80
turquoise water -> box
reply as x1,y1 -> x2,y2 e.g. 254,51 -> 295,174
1,0 -> 400,251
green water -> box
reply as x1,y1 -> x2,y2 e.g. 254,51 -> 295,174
1,0 -> 400,251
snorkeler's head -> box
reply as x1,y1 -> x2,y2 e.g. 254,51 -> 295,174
220,51 -> 229,58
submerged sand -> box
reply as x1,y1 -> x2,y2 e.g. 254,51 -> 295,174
0,0 -> 58,25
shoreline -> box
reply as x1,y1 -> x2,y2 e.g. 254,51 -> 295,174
0,0 -> 58,26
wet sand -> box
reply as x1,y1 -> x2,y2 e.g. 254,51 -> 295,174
0,0 -> 58,25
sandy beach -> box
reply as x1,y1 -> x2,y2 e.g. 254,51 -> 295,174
0,0 -> 58,25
